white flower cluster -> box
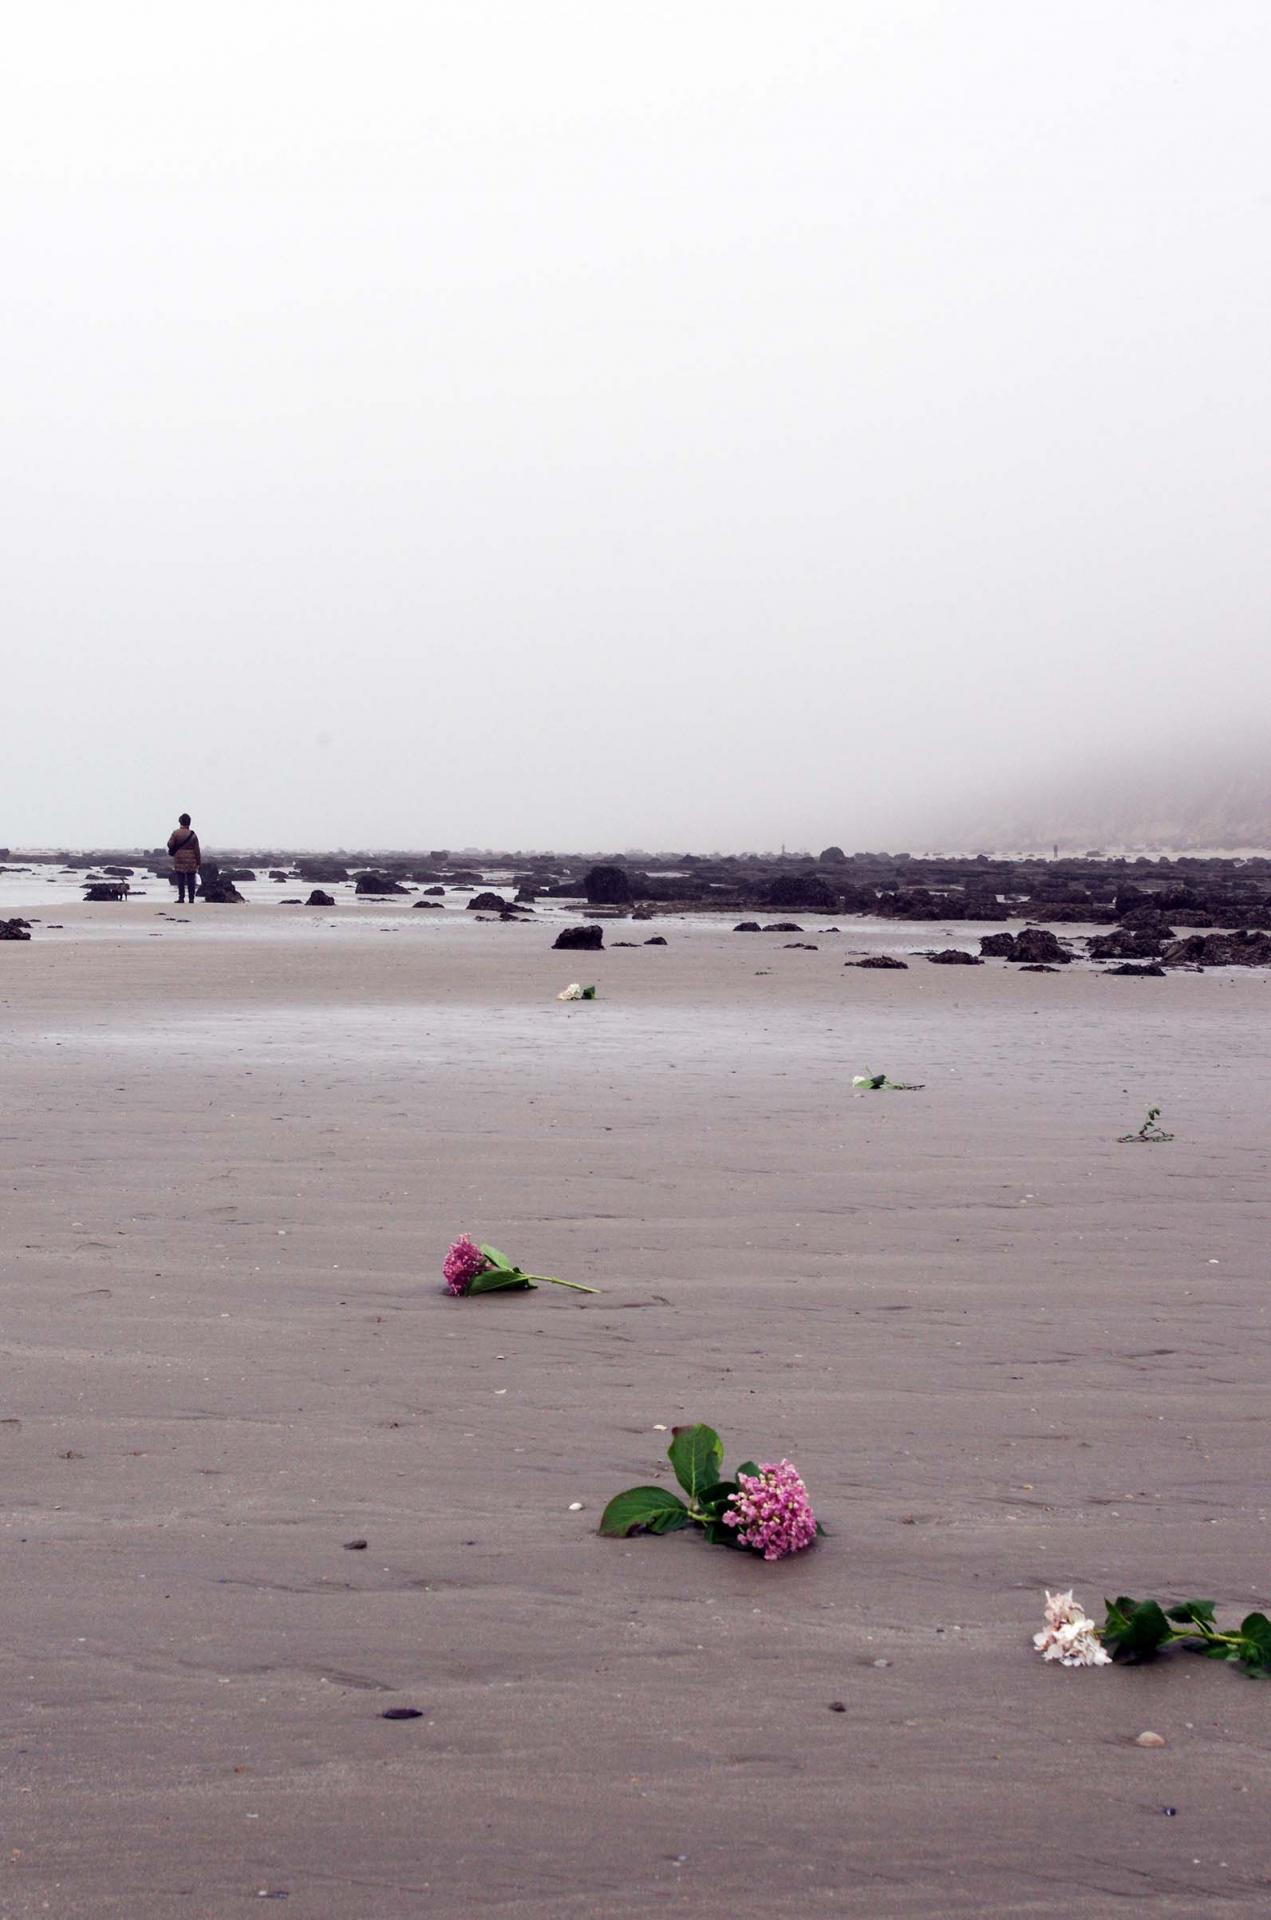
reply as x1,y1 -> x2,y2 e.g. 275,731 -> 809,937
1034,1589 -> 1111,1668
557,983 -> 585,1001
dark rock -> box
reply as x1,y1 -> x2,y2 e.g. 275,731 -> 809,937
1104,962 -> 1166,977
631,907 -> 654,921
306,890 -> 335,907
102,865 -> 134,877
644,935 -> 667,946
221,868 -> 257,883
297,861 -> 349,883
199,876 -> 244,903
1,918 -> 31,941
784,942 -> 818,949
850,954 -> 908,968
424,885 -> 446,895
926,948 -> 984,965
583,863 -> 634,905
1014,927 -> 1071,965
355,872 -> 410,896
734,921 -> 761,932
412,900 -> 443,909
613,940 -> 638,947
83,882 -> 129,901
819,846 -> 847,863
762,874 -> 839,913
553,924 -> 604,951
1161,931 -> 1271,968
1088,929 -> 1164,961
978,928 -> 1070,964
1019,963 -> 1058,972
468,891 -> 511,912
762,922 -> 803,933
269,870 -> 289,881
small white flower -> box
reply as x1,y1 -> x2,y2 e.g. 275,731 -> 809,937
851,1075 -> 871,1088
1033,1589 -> 1111,1668
558,983 -> 584,1001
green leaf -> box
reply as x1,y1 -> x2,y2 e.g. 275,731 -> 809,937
1103,1597 -> 1170,1660
735,1460 -> 759,1482
699,1478 -> 739,1512
1236,1613 -> 1271,1674
598,1486 -> 691,1537
479,1244 -> 516,1269
581,985 -> 597,999
465,1266 -> 535,1293
703,1518 -> 745,1548
668,1425 -> 724,1501
1166,1600 -> 1217,1628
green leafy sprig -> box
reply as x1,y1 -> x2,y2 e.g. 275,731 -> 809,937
852,1070 -> 925,1092
1102,1596 -> 1271,1676
598,1423 -> 823,1553
468,1244 -> 599,1295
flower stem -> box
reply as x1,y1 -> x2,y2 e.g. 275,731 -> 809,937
526,1273 -> 601,1294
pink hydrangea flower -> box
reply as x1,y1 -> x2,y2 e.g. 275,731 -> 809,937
442,1234 -> 490,1296
723,1459 -> 817,1560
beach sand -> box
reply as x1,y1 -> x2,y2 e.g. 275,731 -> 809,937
3,902 -> 1269,1917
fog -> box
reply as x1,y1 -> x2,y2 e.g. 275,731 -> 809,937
4,2 -> 1270,852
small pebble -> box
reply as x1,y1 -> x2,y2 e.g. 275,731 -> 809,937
382,1707 -> 424,1721
343,1539 -> 368,1551
872,1658 -> 891,1668
828,1701 -> 846,1713
568,1502 -> 584,1511
1136,1731 -> 1167,1748
1162,1806 -> 1177,1816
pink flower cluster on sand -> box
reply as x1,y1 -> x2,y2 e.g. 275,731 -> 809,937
442,1235 -> 490,1296
723,1460 -> 817,1560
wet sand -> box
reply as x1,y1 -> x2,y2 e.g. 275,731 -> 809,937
3,903 -> 1270,1917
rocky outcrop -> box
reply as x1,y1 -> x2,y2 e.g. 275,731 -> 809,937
468,891 -> 511,912
644,935 -> 667,946
1161,931 -> 1271,968
762,874 -> 839,913
83,882 -> 129,901
553,924 -> 604,951
763,922 -> 803,934
412,899 -> 443,909
1104,961 -> 1166,976
355,872 -> 410,896
734,921 -> 761,932
306,890 -> 335,907
978,929 -> 1071,964
1087,928 -> 1165,961
583,864 -> 635,905
927,948 -> 984,965
199,865 -> 244,903
1,917 -> 31,940
850,953 -> 908,968
297,861 -> 349,883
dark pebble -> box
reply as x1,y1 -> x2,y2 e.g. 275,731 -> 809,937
343,1539 -> 368,1550
828,1701 -> 847,1713
382,1707 -> 424,1721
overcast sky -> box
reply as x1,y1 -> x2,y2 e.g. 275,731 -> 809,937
4,2 -> 1269,851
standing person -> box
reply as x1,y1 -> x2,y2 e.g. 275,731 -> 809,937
168,813 -> 201,903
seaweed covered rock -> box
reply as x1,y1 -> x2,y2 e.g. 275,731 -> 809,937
355,872 -> 410,896
583,863 -> 634,905
306,890 -> 335,907
553,924 -> 604,951
1,917 -> 32,940
926,948 -> 983,965
850,953 -> 908,969
762,874 -> 839,913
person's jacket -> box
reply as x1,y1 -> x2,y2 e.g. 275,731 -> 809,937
168,827 -> 201,873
